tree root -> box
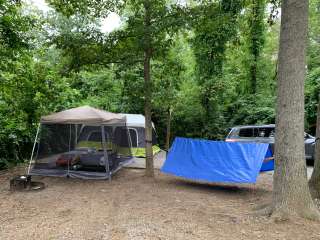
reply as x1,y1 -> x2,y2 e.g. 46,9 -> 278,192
253,204 -> 273,217
252,203 -> 320,222
253,202 -> 271,211
297,206 -> 320,221
308,182 -> 320,200
270,209 -> 290,222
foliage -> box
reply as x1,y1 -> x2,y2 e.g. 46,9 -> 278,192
246,0 -> 266,94
0,0 -> 32,58
1,0 -> 320,170
190,0 -> 243,138
305,0 -> 320,133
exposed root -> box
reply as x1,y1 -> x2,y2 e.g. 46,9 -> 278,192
270,210 -> 290,222
271,205 -> 320,222
298,206 -> 320,221
308,183 -> 320,200
252,203 -> 320,222
253,202 -> 271,211
253,204 -> 273,217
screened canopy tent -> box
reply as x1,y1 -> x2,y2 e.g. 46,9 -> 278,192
120,114 -> 160,157
28,106 -> 133,180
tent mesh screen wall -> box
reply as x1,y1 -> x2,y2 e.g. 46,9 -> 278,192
28,123 -> 133,179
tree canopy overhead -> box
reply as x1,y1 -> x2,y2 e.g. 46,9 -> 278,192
0,0 -> 303,168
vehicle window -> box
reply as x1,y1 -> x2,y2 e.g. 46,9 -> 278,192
269,130 -> 275,137
239,128 -> 254,137
258,128 -> 266,137
228,128 -> 239,137
257,128 -> 274,138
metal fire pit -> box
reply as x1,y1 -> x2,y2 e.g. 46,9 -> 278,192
10,175 -> 45,191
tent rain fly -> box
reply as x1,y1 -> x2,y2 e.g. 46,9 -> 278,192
28,106 -> 133,180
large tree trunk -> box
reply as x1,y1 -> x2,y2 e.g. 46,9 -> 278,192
143,0 -> 154,177
165,108 -> 172,151
309,100 -> 320,198
270,0 -> 320,220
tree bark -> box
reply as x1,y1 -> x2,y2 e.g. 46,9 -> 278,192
250,57 -> 257,94
248,0 -> 265,94
143,0 -> 154,177
165,108 -> 172,151
271,0 -> 320,221
249,1 -> 258,94
309,100 -> 320,198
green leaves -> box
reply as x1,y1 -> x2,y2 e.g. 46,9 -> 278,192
2,0 -> 320,171
190,0 -> 243,137
47,0 -> 123,17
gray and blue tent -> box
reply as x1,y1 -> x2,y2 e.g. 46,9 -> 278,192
28,106 -> 133,180
119,114 -> 160,157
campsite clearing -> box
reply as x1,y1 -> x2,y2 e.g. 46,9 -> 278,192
0,167 -> 319,240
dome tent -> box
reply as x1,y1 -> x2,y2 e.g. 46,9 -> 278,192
28,106 -> 133,180
120,114 -> 160,157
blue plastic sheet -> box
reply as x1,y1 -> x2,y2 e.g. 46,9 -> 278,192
161,137 -> 273,184
260,148 -> 274,172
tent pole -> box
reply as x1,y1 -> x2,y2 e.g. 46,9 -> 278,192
126,117 -> 133,157
27,123 -> 41,175
67,124 -> 72,176
101,125 -> 111,181
75,124 -> 78,146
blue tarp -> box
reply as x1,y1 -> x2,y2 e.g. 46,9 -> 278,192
260,148 -> 274,172
161,137 -> 274,184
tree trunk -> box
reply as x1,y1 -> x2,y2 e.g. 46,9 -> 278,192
250,58 -> 257,94
309,100 -> 320,198
143,0 -> 154,177
249,2 -> 257,94
248,0 -> 265,94
271,0 -> 320,221
165,108 -> 172,151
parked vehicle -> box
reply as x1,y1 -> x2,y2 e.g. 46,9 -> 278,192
225,124 -> 315,164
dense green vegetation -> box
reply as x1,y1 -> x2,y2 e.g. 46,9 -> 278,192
1,0 -> 320,170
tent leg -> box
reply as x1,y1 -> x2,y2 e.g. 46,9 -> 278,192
27,123 -> 41,175
101,126 -> 111,181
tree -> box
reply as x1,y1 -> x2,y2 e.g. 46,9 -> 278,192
143,0 -> 154,177
48,0 -> 185,177
247,0 -> 266,94
153,38 -> 185,150
191,0 -> 243,138
126,0 -> 184,177
261,0 -> 320,220
0,0 -> 36,169
0,0 -> 31,60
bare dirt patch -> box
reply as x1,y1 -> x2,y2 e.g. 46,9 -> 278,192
0,168 -> 319,240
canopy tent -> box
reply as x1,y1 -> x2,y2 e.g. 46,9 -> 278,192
41,106 -> 123,125
120,114 -> 160,157
28,106 -> 133,180
161,137 -> 274,184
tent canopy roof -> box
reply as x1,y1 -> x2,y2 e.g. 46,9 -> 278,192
41,106 -> 125,125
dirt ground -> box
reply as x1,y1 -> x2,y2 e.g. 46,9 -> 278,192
1,167 -> 320,240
